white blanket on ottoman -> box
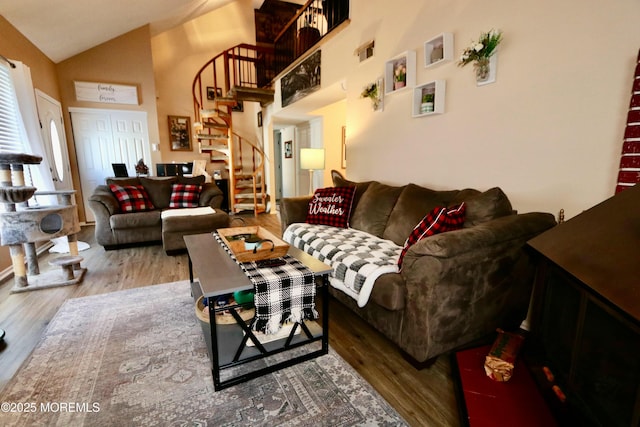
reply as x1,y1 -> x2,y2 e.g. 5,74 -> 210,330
283,223 -> 402,307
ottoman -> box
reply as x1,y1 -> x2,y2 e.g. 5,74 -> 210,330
161,207 -> 230,255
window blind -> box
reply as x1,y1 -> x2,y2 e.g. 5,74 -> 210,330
0,62 -> 23,153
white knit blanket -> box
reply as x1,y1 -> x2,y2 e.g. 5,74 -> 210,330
283,223 -> 402,307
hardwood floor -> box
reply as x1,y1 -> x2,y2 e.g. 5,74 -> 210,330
0,213 -> 460,426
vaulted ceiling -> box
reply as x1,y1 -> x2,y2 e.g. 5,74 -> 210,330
0,0 -> 272,63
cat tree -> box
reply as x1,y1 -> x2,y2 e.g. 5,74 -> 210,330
0,153 -> 86,294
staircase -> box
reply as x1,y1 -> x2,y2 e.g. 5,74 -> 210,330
191,1 -> 350,214
192,44 -> 275,215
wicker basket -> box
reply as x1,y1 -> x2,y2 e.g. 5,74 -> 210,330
195,295 -> 254,325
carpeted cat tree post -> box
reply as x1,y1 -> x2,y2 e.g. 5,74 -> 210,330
0,153 -> 86,294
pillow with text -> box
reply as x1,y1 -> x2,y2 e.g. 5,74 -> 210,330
306,186 -> 356,228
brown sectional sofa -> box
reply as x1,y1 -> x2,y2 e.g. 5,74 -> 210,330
88,176 -> 229,253
280,171 -> 556,364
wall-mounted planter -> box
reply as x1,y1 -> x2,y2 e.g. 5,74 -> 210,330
412,80 -> 445,117
424,33 -> 454,68
384,50 -> 416,95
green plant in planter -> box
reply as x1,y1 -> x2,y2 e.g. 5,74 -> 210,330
422,93 -> 435,104
361,82 -> 380,110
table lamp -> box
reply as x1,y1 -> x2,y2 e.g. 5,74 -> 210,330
300,148 -> 325,195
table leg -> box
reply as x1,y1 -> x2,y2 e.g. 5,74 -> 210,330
209,300 -> 221,390
321,273 -> 329,354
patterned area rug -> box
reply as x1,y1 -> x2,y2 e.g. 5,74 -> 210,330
0,281 -> 407,426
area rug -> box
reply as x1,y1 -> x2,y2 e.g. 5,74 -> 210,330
0,280 -> 407,426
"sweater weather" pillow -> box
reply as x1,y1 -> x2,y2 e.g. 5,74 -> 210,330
305,186 -> 356,228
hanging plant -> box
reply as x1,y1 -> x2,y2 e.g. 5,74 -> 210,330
458,29 -> 503,82
360,81 -> 380,110
458,29 -> 503,66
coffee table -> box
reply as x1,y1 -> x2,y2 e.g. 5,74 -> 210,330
184,232 -> 332,391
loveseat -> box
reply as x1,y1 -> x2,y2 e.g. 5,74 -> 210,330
280,171 -> 556,364
88,176 -> 229,253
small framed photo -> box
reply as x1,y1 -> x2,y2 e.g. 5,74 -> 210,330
257,111 -> 263,127
206,87 -> 222,100
284,140 -> 292,158
341,126 -> 346,168
168,115 -> 192,151
232,100 -> 244,112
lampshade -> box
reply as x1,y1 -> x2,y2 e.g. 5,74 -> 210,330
300,148 -> 325,170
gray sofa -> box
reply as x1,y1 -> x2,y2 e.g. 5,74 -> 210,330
88,176 -> 228,252
280,171 -> 556,365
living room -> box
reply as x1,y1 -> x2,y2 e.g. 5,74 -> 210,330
0,0 -> 639,425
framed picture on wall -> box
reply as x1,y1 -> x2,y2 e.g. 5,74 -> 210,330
232,101 -> 244,112
206,87 -> 222,100
284,140 -> 292,158
168,115 -> 192,151
341,126 -> 346,168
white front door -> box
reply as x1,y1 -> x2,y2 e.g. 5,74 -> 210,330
35,90 -> 72,191
70,108 -> 150,222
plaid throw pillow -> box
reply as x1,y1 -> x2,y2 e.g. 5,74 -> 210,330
398,202 -> 466,269
169,183 -> 202,208
305,186 -> 356,228
109,184 -> 155,212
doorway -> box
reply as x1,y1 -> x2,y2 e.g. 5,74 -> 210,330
274,130 -> 283,202
35,90 -> 72,191
69,108 -> 150,222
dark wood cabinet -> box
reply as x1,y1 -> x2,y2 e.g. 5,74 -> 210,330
526,185 -> 640,427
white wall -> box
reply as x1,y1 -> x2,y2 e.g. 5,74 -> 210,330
310,99 -> 347,186
150,0 -> 256,168
279,126 -> 298,197
312,0 -> 640,219
149,0 -> 640,218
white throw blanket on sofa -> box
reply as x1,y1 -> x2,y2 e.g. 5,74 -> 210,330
283,223 -> 402,307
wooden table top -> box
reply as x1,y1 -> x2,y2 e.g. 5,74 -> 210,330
184,232 -> 332,298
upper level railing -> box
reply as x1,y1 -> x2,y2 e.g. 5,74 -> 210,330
273,0 -> 349,76
192,43 -> 275,122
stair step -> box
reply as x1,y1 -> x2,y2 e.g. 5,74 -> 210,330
235,172 -> 258,178
200,145 -> 230,154
209,156 -> 229,162
228,86 -> 275,106
214,96 -> 240,106
202,122 -> 229,130
196,133 -> 228,140
235,181 -> 263,188
200,108 -> 231,119
235,193 -> 266,200
234,202 -> 267,211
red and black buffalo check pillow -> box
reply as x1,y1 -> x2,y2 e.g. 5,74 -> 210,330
169,183 -> 203,208
398,202 -> 466,269
305,186 -> 356,228
109,184 -> 155,212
